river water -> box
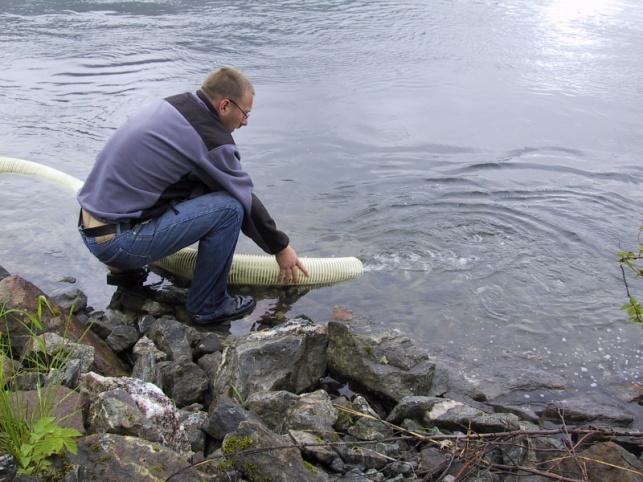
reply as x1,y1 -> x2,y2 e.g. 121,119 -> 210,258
1,0 -> 642,419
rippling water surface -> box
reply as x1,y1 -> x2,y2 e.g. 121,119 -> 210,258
1,0 -> 642,418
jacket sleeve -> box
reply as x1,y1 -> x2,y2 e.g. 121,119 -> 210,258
241,193 -> 290,254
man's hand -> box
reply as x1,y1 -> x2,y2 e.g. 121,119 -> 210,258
275,245 -> 310,284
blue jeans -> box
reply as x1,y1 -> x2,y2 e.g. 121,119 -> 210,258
79,192 -> 243,318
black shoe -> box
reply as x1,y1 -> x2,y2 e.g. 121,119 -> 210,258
106,268 -> 149,287
191,295 -> 256,325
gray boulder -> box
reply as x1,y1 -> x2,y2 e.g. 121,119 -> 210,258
158,359 -> 208,407
387,396 -> 444,424
68,433 -> 207,481
197,351 -> 223,394
178,408 -> 208,453
80,372 -> 190,454
86,309 -> 133,340
245,390 -> 299,432
556,441 -> 643,482
45,358 -> 82,389
540,398 -> 635,427
213,319 -> 328,400
22,331 -> 95,373
147,317 -> 193,363
423,399 -> 521,432
327,321 -> 435,404
205,394 -> 259,441
222,420 -> 329,481
288,429 -> 338,465
106,324 -> 139,352
284,390 -> 338,439
345,395 -> 393,441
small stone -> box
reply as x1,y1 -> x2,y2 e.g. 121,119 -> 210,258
329,457 -> 345,473
138,315 -> 156,335
0,453 -> 17,480
50,287 -> 87,313
57,276 -> 76,284
193,333 -> 222,358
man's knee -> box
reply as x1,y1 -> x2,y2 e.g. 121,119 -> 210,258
203,192 -> 243,227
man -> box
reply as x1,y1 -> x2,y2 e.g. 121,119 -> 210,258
77,67 -> 308,325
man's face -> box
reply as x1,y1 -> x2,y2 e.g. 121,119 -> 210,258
218,90 -> 253,133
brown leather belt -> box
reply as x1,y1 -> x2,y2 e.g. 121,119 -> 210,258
79,209 -> 132,243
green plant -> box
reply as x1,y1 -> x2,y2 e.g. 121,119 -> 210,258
0,297 -> 84,477
16,415 -> 80,475
618,226 -> 643,323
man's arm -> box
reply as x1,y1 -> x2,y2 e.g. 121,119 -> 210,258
242,194 -> 309,282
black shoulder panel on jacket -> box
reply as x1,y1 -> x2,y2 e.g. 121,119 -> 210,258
164,92 -> 234,150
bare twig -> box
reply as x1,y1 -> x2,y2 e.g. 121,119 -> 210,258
491,463 -> 585,482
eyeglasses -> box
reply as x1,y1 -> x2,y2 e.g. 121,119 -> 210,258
228,98 -> 250,119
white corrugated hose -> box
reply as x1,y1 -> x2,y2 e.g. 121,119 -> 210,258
0,156 -> 363,287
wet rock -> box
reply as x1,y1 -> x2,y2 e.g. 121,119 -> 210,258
0,453 -> 17,480
540,398 -> 635,426
178,409 -> 208,453
244,390 -> 299,432
327,321 -> 435,404
147,317 -> 193,362
0,276 -> 127,376
140,298 -> 174,317
158,359 -> 208,407
109,288 -> 174,317
68,433 -> 207,481
80,372 -> 190,454
424,399 -> 521,432
556,441 -> 643,482
193,332 -> 223,358
288,429 -> 337,465
50,287 -> 87,314
106,324 -> 139,352
222,420 -> 329,481
205,394 -> 259,441
22,331 -> 95,372
284,390 -> 338,439
131,336 -> 167,383
213,319 -> 327,400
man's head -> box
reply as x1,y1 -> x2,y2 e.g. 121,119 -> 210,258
201,67 -> 254,133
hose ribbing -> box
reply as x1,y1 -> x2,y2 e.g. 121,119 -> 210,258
0,156 -> 363,287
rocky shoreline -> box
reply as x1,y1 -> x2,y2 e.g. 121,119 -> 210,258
0,265 -> 641,481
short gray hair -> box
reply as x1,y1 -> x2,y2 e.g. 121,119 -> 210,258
201,67 -> 254,102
